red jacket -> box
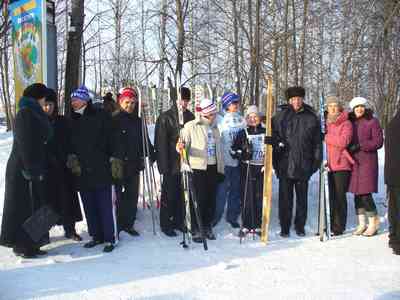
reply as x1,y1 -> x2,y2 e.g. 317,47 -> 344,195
325,111 -> 354,172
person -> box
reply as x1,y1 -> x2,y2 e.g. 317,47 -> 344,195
231,105 -> 265,235
154,87 -> 195,237
112,87 -> 154,237
43,89 -> 83,241
213,92 -> 246,228
66,85 -> 116,252
324,96 -> 354,236
385,106 -> 400,255
265,86 -> 322,237
348,97 -> 383,237
103,92 -> 118,116
177,99 -> 224,242
0,83 -> 53,258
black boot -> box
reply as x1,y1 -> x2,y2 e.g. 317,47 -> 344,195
103,243 -> 115,253
84,240 -> 104,248
162,228 -> 177,237
124,227 -> 140,237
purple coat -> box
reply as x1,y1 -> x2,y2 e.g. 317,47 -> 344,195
349,113 -> 383,195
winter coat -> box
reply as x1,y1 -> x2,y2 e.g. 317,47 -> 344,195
218,112 -> 247,167
46,115 -> 82,225
325,111 -> 354,172
181,116 -> 224,174
231,124 -> 266,166
348,110 -> 383,195
0,97 -> 52,248
385,110 -> 400,187
68,103 -> 114,191
271,103 -> 322,180
112,110 -> 155,181
154,105 -> 195,175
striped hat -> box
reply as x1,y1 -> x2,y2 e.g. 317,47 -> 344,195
71,85 -> 90,102
221,92 -> 240,110
200,99 -> 217,116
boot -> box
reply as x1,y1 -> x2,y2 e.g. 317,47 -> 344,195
353,214 -> 367,235
363,215 -> 380,237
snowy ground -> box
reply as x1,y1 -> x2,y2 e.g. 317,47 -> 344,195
0,128 -> 399,300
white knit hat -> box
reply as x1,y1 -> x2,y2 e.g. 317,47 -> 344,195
200,98 -> 217,116
245,105 -> 259,117
349,97 -> 367,110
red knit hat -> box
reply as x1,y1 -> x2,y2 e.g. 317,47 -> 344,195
118,87 -> 137,102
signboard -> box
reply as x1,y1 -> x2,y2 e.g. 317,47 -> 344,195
9,0 -> 47,106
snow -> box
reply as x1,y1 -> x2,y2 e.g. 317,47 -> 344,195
0,128 -> 399,300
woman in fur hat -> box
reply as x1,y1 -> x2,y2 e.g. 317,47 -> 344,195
347,97 -> 383,236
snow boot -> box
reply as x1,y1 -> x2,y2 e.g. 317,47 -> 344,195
353,214 -> 367,235
363,215 -> 380,237
103,242 -> 115,253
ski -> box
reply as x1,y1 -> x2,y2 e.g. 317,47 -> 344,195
318,94 -> 331,241
261,77 -> 275,243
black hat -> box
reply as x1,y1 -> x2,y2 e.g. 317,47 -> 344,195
45,88 -> 58,104
23,83 -> 51,100
180,87 -> 191,101
286,86 -> 305,101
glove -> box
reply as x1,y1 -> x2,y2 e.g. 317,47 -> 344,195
347,143 -> 360,154
230,149 -> 243,160
216,173 -> 225,183
21,170 -> 44,181
111,157 -> 124,180
66,154 -> 81,176
264,136 -> 275,145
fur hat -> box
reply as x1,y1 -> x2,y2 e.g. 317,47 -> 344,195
221,92 -> 240,110
349,97 -> 367,110
23,83 -> 52,100
286,86 -> 305,101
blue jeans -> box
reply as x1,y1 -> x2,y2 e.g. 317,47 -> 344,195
213,166 -> 241,225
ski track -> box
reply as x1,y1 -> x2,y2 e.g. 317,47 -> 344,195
0,128 -> 399,300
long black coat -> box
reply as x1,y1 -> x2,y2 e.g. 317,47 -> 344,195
0,97 -> 52,249
272,104 -> 322,180
385,110 -> 400,187
68,103 -> 113,191
46,115 -> 82,225
112,110 -> 155,181
154,106 -> 194,175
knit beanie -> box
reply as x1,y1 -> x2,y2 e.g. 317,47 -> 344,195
118,87 -> 137,102
71,85 -> 90,102
221,92 -> 240,110
349,97 -> 367,110
286,86 -> 305,101
245,105 -> 259,118
200,99 -> 217,116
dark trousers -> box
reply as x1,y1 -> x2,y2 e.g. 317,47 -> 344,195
241,163 -> 263,229
328,171 -> 350,234
115,174 -> 140,232
191,165 -> 218,231
278,177 -> 309,232
80,185 -> 115,243
388,186 -> 400,250
160,173 -> 184,231
354,193 -> 377,217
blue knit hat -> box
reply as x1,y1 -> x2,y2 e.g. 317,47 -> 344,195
221,92 -> 240,111
71,85 -> 90,102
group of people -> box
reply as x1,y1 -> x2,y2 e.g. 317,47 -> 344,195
0,81 -> 399,258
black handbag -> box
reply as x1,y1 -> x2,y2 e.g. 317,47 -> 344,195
22,181 -> 60,243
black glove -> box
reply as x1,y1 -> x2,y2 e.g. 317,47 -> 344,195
230,149 -> 243,160
264,136 -> 275,145
21,170 -> 44,181
347,143 -> 360,154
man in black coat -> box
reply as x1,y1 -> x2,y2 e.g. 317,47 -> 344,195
154,87 -> 195,237
266,86 -> 322,237
67,86 -> 116,253
43,89 -> 83,241
0,83 -> 53,258
112,87 -> 154,237
385,108 -> 400,255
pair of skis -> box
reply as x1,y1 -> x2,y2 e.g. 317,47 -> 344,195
172,75 -> 208,251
